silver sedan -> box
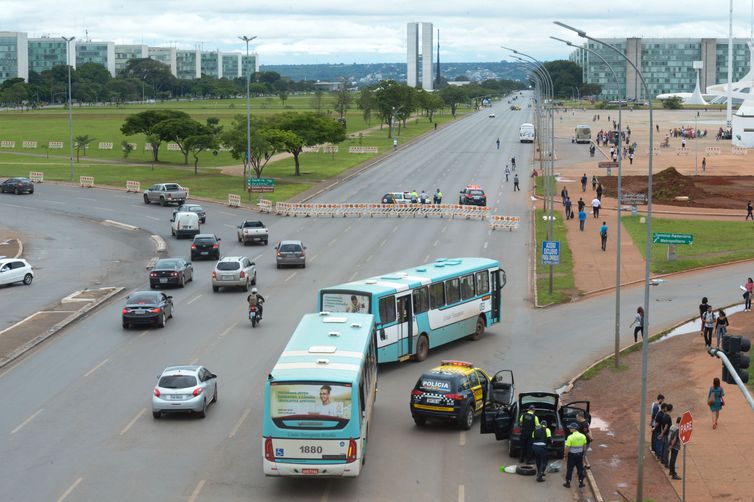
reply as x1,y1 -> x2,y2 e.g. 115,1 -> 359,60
152,365 -> 217,419
275,240 -> 306,268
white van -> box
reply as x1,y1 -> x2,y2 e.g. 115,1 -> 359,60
575,125 -> 592,143
171,211 -> 200,238
519,123 -> 535,143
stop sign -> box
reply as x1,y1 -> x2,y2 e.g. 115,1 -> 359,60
679,411 -> 693,444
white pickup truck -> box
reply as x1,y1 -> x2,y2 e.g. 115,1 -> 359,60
237,220 -> 269,246
143,183 -> 188,206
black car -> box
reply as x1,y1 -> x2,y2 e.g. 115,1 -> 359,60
173,203 -> 206,223
191,234 -> 221,260
149,258 -> 193,288
459,185 -> 487,206
1,177 -> 34,195
122,291 -> 174,329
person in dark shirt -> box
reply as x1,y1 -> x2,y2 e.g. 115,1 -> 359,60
651,403 -> 667,458
698,297 -> 709,336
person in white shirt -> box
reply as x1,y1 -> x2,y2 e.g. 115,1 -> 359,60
310,385 -> 343,417
591,198 -> 601,218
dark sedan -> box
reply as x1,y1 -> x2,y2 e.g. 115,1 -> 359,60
122,291 -> 174,329
1,177 -> 34,195
149,258 -> 193,289
191,234 -> 220,261
173,203 -> 206,223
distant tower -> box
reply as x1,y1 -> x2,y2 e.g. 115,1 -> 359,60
407,23 -> 419,87
435,29 -> 441,87
407,22 -> 433,91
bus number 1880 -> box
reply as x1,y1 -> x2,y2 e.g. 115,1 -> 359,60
300,445 -> 323,454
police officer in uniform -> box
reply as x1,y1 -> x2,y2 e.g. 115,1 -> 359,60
433,189 -> 443,204
519,404 -> 539,463
563,422 -> 587,489
532,419 -> 552,482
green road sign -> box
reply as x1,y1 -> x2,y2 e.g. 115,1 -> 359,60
248,177 -> 275,193
653,232 -> 693,245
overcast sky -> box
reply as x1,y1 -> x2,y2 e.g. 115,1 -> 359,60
6,1 -> 754,64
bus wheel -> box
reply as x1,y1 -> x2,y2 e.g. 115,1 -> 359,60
469,316 -> 485,341
414,335 -> 429,362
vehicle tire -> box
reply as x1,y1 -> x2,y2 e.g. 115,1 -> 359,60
15,188 -> 20,195
469,316 -> 485,341
251,317 -> 257,328
362,426 -> 368,466
152,411 -> 161,419
508,439 -> 519,458
22,273 -> 33,285
168,307 -> 173,319
243,240 -> 248,246
212,286 -> 219,292
516,464 -> 537,476
301,263 -> 306,269
251,273 -> 256,286
459,405 -> 474,430
196,399 -> 207,419
143,194 -> 150,204
150,283 -> 156,290
180,276 -> 186,288
122,323 -> 129,329
158,313 -> 166,328
413,415 -> 426,427
212,386 -> 218,403
276,264 -> 281,269
160,197 -> 167,207
414,334 -> 429,362
263,240 -> 268,246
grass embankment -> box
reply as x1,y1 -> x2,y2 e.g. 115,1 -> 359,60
621,216 -> 754,274
534,208 -> 575,305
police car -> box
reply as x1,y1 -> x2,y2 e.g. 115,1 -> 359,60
458,185 -> 487,206
410,360 -> 491,430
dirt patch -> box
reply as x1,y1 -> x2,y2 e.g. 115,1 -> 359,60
598,167 -> 754,210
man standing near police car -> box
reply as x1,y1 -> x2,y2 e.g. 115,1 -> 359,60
532,419 -> 551,482
519,404 -> 539,463
563,422 -> 587,489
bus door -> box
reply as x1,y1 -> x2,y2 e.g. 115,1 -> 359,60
491,269 -> 505,323
396,293 -> 414,358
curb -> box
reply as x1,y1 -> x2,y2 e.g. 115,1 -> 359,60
14,238 -> 23,258
150,234 -> 167,253
0,287 -> 124,370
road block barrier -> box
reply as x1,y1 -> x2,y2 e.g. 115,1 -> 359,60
732,146 -> 748,155
272,202 -> 506,223
49,141 -> 64,149
167,143 -> 181,151
258,199 -> 273,213
322,145 -> 339,154
80,176 -> 94,188
126,180 -> 141,192
22,141 -> 37,149
1,140 -> 16,148
183,187 -> 190,199
676,147 -> 689,156
228,194 -> 241,207
348,146 -> 379,154
302,146 -> 321,153
489,215 -> 520,231
29,171 -> 44,183
705,146 -> 721,156
98,142 -> 113,150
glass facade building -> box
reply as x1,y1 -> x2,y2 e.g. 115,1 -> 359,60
115,44 -> 148,75
148,47 -> 177,76
177,49 -> 201,79
201,51 -> 221,78
0,31 -> 28,83
76,41 -> 115,76
28,38 -> 69,74
221,53 -> 241,79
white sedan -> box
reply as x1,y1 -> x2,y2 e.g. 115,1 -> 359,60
489,112 -> 496,118
0,258 -> 33,286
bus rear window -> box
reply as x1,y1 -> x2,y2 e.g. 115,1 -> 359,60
270,383 -> 352,429
321,292 -> 370,313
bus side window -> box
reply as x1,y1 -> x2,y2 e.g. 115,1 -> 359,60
475,270 -> 490,295
359,380 -> 366,415
446,278 -> 460,305
429,283 -> 445,309
379,295 -> 396,324
413,286 -> 429,314
460,274 -> 475,300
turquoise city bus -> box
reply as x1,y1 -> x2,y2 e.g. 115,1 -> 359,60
262,312 -> 377,477
317,258 -> 506,363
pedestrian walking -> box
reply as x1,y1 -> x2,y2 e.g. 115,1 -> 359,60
581,173 -> 587,192
513,174 -> 520,191
743,277 -> 753,311
578,209 -> 586,231
715,309 -> 728,348
519,405 -> 539,463
532,420 -> 552,482
629,152 -> 634,164
591,197 -> 601,218
746,201 -> 753,220
563,423 -> 587,489
393,138 -> 398,151
564,197 -> 573,220
681,138 -> 686,149
591,175 -> 598,191
561,186 -> 568,205
629,306 -> 645,342
667,417 -> 682,480
596,183 -> 603,201
702,305 -> 716,348
698,297 -> 709,335
496,137 -> 500,150
577,197 -> 585,213
702,157 -> 706,172
599,221 -> 608,251
707,377 -> 725,429
505,165 -> 510,182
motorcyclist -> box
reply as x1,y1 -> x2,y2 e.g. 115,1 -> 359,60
247,287 -> 265,319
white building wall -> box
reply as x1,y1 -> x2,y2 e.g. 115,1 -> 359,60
407,22 -> 418,87
421,22 -> 433,91
17,32 -> 29,82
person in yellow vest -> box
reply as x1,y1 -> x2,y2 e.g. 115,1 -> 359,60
519,405 -> 539,463
532,419 -> 552,482
563,422 -> 587,489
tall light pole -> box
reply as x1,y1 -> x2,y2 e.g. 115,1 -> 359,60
62,36 -> 75,181
555,21 -> 654,502
239,35 -> 257,190
551,35 -> 625,368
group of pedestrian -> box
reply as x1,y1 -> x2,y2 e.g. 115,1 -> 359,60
407,189 -> 443,205
650,395 -> 682,480
698,297 -> 729,349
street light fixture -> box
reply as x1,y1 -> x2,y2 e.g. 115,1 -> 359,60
555,20 -> 655,502
62,36 -> 75,181
239,35 -> 257,192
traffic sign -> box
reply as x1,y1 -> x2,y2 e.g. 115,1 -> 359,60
598,161 -> 619,168
541,241 -> 560,265
679,411 -> 693,444
652,232 -> 693,245
248,177 -> 275,193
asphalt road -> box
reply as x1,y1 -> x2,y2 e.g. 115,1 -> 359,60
1,94 -> 749,502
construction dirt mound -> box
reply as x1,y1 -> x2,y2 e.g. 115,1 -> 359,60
599,167 -> 754,209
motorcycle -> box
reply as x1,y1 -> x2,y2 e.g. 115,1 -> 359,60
249,305 -> 262,327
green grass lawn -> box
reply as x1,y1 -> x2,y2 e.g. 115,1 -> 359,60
534,208 -> 576,305
621,216 -> 754,274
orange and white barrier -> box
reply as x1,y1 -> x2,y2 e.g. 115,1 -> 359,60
29,171 -> 44,183
258,199 -> 273,213
488,215 -> 520,231
348,146 -> 379,154
126,180 -> 141,192
676,147 -> 689,156
1,140 -> 15,148
49,141 -> 64,149
22,141 -> 37,149
732,146 -> 748,155
98,142 -> 114,150
705,146 -> 721,156
79,176 -> 94,188
228,194 -> 241,207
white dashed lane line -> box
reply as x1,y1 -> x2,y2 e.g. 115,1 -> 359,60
10,408 -> 44,435
187,479 -> 206,502
228,408 -> 251,439
186,294 -> 202,305
119,408 -> 146,436
83,358 -> 109,377
56,477 -> 83,502
285,272 -> 298,282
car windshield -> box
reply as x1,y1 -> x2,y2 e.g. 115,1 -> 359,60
164,184 -> 181,191
243,221 -> 263,228
279,244 -> 301,252
469,190 -> 484,196
521,394 -> 558,409
127,293 -> 160,305
194,237 -> 216,244
216,261 -> 241,271
158,375 -> 197,388
182,206 -> 200,212
417,375 -> 456,394
154,260 -> 180,270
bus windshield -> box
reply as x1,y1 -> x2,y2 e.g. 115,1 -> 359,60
270,382 -> 353,429
321,292 -> 370,314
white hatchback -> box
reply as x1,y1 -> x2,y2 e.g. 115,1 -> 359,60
0,258 -> 34,286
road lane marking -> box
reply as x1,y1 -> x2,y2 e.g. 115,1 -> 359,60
483,241 -> 488,249
488,229 -> 492,236
46,200 -> 66,204
84,358 -> 109,377
379,239 -> 387,248
344,225 -> 351,233
218,322 -> 239,338
433,240 -> 439,247
76,197 -> 97,202
365,254 -> 373,262
328,238 -> 338,246
57,477 -> 83,502
190,357 -> 199,365
224,224 -> 236,229
102,219 -> 138,231
228,408 -> 252,439
392,225 -> 398,233
349,271 -> 359,281
441,225 -> 447,233
94,206 -> 117,213
424,254 -> 430,263
253,253 -> 264,261
285,271 -> 298,282
137,330 -> 149,338
459,431 -> 466,446
10,408 -> 44,435
310,254 -> 319,262
143,215 -> 160,221
120,408 -> 146,435
186,294 -> 202,305
496,199 -> 500,205
458,484 -> 464,502
320,480 -> 332,502
187,479 -> 206,502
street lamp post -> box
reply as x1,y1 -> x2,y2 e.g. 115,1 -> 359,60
239,35 -> 257,192
551,35 -> 625,368
62,36 -> 75,181
555,21 -> 654,502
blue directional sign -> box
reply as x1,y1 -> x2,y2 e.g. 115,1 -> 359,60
542,241 -> 560,265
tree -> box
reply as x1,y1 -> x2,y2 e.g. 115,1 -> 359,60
358,87 -> 376,125
74,135 -> 93,162
439,85 -> 467,118
334,79 -> 352,119
222,116 -> 288,179
417,89 -> 444,122
121,110 -> 190,162
310,89 -> 325,114
543,60 -> 583,99
1,82 -> 29,107
121,140 -> 134,159
269,112 -> 347,176
105,79 -> 138,105
120,58 -> 177,98
374,80 -> 405,136
662,96 -> 684,109
153,118 -> 210,165
76,62 -> 111,86
579,83 -> 602,98
185,133 -> 219,174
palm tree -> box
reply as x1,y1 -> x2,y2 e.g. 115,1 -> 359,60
74,135 -> 94,162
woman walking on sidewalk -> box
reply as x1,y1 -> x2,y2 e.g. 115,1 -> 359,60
702,305 -> 716,348
744,278 -> 753,311
629,306 -> 644,342
707,377 -> 725,429
715,309 -> 728,348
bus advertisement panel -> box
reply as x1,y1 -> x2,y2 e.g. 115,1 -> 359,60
321,293 -> 370,314
270,383 -> 352,427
